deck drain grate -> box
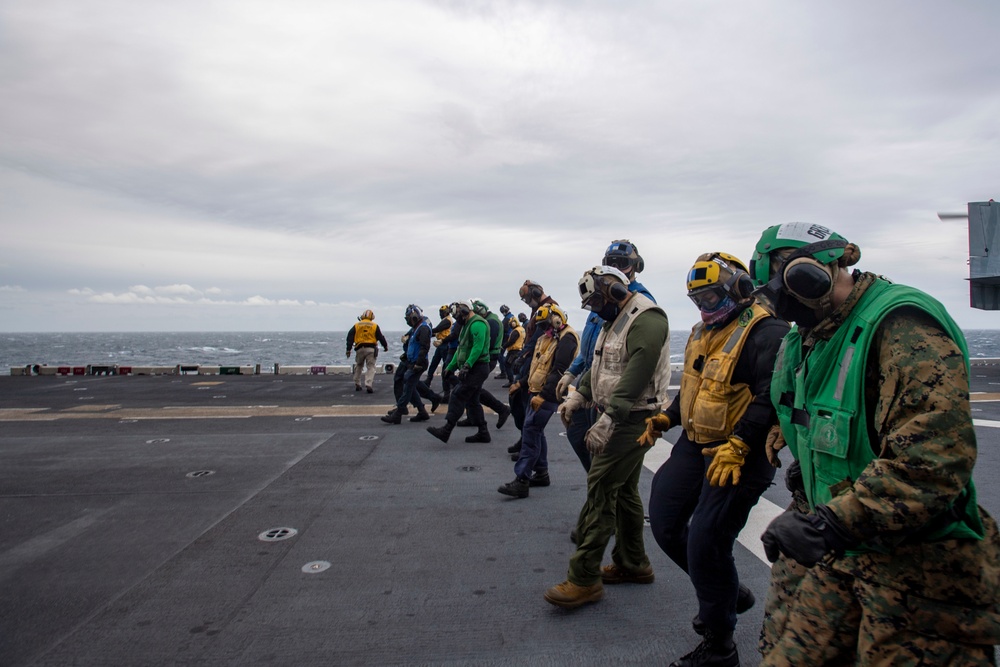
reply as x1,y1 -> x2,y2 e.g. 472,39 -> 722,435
186,470 -> 216,478
359,435 -> 379,441
302,561 -> 331,574
458,465 -> 481,472
295,417 -> 312,422
146,438 -> 170,444
259,527 -> 298,542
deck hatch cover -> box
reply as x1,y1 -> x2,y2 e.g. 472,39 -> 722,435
259,527 -> 298,542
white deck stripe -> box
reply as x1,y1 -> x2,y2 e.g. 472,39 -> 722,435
974,419 -> 1000,428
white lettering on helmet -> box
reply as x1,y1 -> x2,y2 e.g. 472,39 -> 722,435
774,222 -> 832,243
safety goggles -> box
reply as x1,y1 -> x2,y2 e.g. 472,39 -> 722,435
603,241 -> 637,269
603,254 -> 632,271
688,286 -> 727,312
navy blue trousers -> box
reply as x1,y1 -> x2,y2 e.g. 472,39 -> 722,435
648,431 -> 774,633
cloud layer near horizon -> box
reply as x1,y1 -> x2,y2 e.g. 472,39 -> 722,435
2,0 -> 999,331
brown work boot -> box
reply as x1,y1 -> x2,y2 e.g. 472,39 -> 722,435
543,580 -> 604,609
601,563 -> 655,585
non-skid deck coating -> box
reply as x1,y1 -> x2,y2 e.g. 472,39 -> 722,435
3,368 -> 1000,666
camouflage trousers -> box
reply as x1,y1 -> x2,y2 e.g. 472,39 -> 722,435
759,561 -> 996,666
760,495 -> 999,665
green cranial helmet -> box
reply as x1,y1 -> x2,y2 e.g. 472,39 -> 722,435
471,299 -> 490,317
749,222 -> 850,287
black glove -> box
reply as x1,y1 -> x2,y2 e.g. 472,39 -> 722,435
399,352 -> 408,361
457,366 -> 470,382
785,459 -> 804,494
761,505 -> 856,567
413,359 -> 428,373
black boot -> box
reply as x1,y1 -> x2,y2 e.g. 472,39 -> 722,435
426,422 -> 454,443
529,471 -> 550,487
380,411 -> 402,425
430,393 -> 442,413
409,411 -> 430,422
456,418 -> 474,427
669,630 -> 739,667
497,477 -> 529,498
692,584 -> 755,635
507,439 -> 522,454
465,425 -> 491,443
496,405 -> 511,429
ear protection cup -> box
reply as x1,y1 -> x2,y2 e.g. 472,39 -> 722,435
783,258 -> 834,300
635,255 -> 644,273
608,280 -> 629,301
530,285 -> 543,300
730,270 -> 756,301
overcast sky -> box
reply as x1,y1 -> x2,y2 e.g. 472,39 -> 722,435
2,0 -> 999,333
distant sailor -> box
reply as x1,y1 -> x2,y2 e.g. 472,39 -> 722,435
346,309 -> 389,393
425,305 -> 453,389
382,305 -> 432,424
427,300 -> 492,443
498,304 -> 578,498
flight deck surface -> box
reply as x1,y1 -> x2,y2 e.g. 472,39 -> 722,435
3,368 -> 999,666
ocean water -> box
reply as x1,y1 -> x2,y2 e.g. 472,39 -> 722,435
3,330 -> 1000,372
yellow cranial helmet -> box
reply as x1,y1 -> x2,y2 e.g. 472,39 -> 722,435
360,309 -> 374,321
535,304 -> 567,328
686,252 -> 754,312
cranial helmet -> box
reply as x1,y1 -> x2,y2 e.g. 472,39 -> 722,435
360,309 -> 374,321
534,304 -> 566,329
749,222 -> 860,324
439,304 -> 450,317
517,312 -> 528,324
603,239 -> 644,274
404,304 -> 423,325
578,265 -> 630,311
547,304 -> 568,329
451,300 -> 473,319
519,280 -> 544,305
471,299 -> 490,317
499,304 -> 510,315
686,252 -> 755,312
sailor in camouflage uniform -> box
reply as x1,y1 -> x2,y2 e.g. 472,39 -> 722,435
749,223 -> 1000,666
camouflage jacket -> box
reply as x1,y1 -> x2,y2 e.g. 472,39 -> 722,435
798,272 -> 1000,627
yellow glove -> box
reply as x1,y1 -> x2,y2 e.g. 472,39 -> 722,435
702,436 -> 750,487
530,394 -> 545,411
637,413 -> 672,447
765,424 -> 786,468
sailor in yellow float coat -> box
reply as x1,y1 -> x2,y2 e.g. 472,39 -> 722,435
642,252 -> 789,667
346,310 -> 389,392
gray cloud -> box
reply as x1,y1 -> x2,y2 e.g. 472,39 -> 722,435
1,0 -> 999,331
